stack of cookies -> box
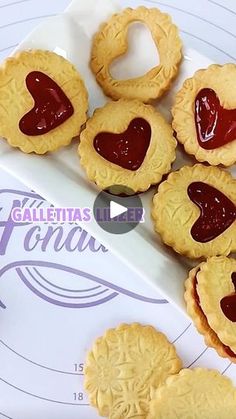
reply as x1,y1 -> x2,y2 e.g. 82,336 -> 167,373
78,5 -> 182,193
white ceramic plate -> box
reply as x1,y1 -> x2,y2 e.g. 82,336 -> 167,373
0,0 -> 229,314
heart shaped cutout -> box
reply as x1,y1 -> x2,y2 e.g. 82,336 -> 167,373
19,71 -> 74,136
110,23 -> 159,80
93,118 -> 151,171
195,88 -> 236,150
220,273 -> 236,322
187,182 -> 236,243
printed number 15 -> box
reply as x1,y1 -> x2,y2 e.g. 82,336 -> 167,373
74,363 -> 84,372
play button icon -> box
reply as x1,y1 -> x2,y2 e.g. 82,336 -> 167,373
110,201 -> 127,219
93,185 -> 144,234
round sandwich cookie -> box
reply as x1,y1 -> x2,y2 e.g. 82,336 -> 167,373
185,256 -> 236,362
152,164 -> 236,259
148,368 -> 236,419
84,323 -> 182,419
78,99 -> 177,193
90,7 -> 182,102
172,64 -> 236,166
0,49 -> 88,154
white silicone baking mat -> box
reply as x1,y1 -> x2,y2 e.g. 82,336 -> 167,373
0,0 -> 236,418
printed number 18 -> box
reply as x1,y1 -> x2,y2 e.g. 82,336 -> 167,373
73,392 -> 84,401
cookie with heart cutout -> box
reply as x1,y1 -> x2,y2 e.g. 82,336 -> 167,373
172,64 -> 236,166
185,257 -> 236,362
78,99 -> 177,193
84,323 -> 182,419
152,164 -> 236,259
148,368 -> 236,419
0,49 -> 88,154
90,7 -> 182,102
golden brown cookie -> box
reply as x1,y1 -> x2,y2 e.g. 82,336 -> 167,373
148,368 -> 236,419
78,99 -> 176,193
152,164 -> 236,259
0,49 -> 88,154
84,323 -> 182,419
172,64 -> 236,166
185,257 -> 236,362
91,7 -> 182,102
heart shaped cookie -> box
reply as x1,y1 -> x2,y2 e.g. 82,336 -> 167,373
90,7 -> 182,102
172,64 -> 236,166
79,99 -> 176,193
19,71 -> 74,136
185,257 -> 236,361
152,164 -> 236,259
0,50 -> 88,154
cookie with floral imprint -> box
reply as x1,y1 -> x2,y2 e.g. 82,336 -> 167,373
152,164 -> 236,259
148,368 -> 236,419
0,49 -> 88,154
84,323 -> 182,419
185,256 -> 236,362
172,64 -> 236,166
78,99 -> 177,193
90,7 -> 182,102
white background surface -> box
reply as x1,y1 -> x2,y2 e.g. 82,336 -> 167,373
0,0 -> 236,418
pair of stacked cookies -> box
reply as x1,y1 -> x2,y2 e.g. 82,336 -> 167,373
84,323 -> 236,418
79,6 -> 182,193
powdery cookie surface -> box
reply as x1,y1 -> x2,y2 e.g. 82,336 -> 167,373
91,7 -> 182,102
84,323 -> 182,419
78,99 -> 176,193
172,64 -> 236,166
152,164 -> 236,259
0,49 -> 88,154
185,256 -> 236,360
148,368 -> 236,419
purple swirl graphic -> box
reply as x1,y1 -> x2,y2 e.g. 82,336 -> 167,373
0,261 -> 167,309
0,412 -> 13,419
0,189 -> 45,207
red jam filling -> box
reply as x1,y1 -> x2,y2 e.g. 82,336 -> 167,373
19,71 -> 74,136
194,274 -> 236,358
195,88 -> 236,150
93,118 -> 151,171
220,272 -> 236,322
187,182 -> 236,243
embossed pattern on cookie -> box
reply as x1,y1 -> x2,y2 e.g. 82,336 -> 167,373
152,164 -> 236,259
84,323 -> 182,419
78,99 -> 177,193
172,64 -> 236,166
0,49 -> 88,154
148,368 -> 236,419
91,7 -> 182,102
